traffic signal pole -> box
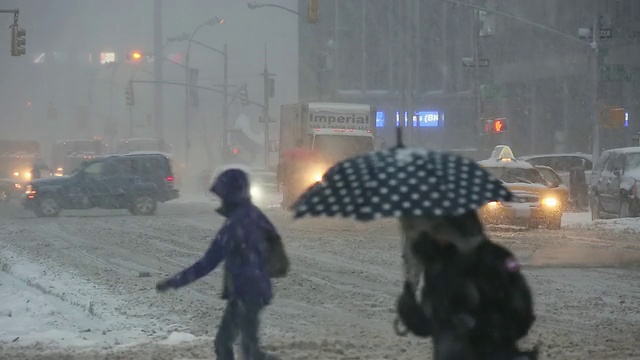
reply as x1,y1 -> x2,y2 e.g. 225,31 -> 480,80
222,43 -> 229,152
262,45 -> 275,170
590,0 -> 602,165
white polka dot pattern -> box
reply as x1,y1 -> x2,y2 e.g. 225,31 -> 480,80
292,147 -> 513,221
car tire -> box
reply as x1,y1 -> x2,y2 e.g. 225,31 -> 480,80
129,195 -> 157,216
34,197 -> 62,217
619,199 -> 631,218
590,196 -> 602,221
526,221 -> 539,229
547,215 -> 562,230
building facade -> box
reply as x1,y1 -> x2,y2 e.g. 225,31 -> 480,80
298,0 -> 640,155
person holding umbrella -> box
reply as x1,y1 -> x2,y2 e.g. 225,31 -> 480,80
395,211 -> 538,360
156,168 -> 288,360
291,129 -> 537,359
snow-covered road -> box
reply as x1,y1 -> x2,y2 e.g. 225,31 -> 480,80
0,201 -> 639,359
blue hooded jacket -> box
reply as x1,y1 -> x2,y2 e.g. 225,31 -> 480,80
168,169 -> 277,305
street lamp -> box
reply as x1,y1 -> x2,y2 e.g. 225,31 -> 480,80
184,16 -> 224,171
247,2 -> 299,16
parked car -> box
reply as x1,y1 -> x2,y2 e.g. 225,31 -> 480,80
589,147 -> 640,219
22,152 -> 179,217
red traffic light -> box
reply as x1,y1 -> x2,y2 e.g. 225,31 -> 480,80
232,147 -> 239,155
485,118 -> 507,133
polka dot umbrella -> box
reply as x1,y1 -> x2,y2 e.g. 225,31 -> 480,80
292,130 -> 512,221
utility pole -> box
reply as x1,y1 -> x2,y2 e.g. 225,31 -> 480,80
222,43 -> 229,151
262,45 -> 275,170
153,0 -> 164,140
471,3 -> 483,137
590,0 -> 602,165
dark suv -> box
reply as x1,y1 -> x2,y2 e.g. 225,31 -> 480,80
22,152 -> 179,217
589,147 -> 640,219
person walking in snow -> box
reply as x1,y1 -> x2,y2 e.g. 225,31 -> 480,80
156,168 -> 288,360
396,211 -> 537,360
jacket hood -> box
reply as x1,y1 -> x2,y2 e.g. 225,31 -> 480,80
210,168 -> 251,216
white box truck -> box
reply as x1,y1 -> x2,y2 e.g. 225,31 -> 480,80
278,102 -> 376,208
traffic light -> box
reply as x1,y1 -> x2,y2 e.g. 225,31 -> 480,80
308,0 -> 318,24
125,81 -> 134,106
485,118 -> 507,134
232,147 -> 239,155
268,78 -> 275,98
600,106 -> 625,128
11,26 -> 26,56
238,85 -> 250,106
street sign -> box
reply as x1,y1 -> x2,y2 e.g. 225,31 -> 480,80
480,84 -> 508,100
600,64 -> 635,82
462,57 -> 490,67
599,27 -> 612,39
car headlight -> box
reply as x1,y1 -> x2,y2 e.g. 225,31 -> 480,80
486,201 -> 500,208
13,171 -> 19,177
14,183 -> 22,189
312,172 -> 323,183
23,171 -> 32,180
250,185 -> 262,199
541,197 -> 558,207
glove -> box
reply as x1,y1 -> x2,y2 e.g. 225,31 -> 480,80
396,281 -> 432,338
156,278 -> 175,293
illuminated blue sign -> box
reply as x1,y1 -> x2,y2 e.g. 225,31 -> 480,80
376,111 -> 385,128
396,111 -> 442,127
625,112 -> 629,127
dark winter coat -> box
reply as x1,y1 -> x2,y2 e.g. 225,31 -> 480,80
397,212 -> 536,359
168,169 -> 282,305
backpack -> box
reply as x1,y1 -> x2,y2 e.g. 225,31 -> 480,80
266,232 -> 289,278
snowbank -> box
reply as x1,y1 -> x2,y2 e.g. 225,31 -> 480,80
563,212 -> 640,233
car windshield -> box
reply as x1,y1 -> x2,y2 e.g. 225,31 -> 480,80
625,153 -> 640,170
536,167 -> 562,186
253,172 -> 276,184
313,135 -> 374,163
484,166 -> 546,185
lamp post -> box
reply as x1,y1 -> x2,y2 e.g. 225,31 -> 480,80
183,17 -> 224,171
247,2 -> 299,16
167,34 -> 230,157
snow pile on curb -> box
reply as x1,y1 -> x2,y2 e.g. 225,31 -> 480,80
563,213 -> 640,234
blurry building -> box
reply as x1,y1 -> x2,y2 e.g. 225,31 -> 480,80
297,0 -> 640,155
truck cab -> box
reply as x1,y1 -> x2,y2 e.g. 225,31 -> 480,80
278,102 -> 376,209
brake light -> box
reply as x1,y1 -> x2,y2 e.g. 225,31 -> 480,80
166,176 -> 174,182
232,147 -> 239,155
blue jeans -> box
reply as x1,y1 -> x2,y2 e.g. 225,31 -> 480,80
214,299 -> 276,360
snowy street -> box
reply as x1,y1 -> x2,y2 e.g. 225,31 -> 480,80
1,202 -> 639,359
